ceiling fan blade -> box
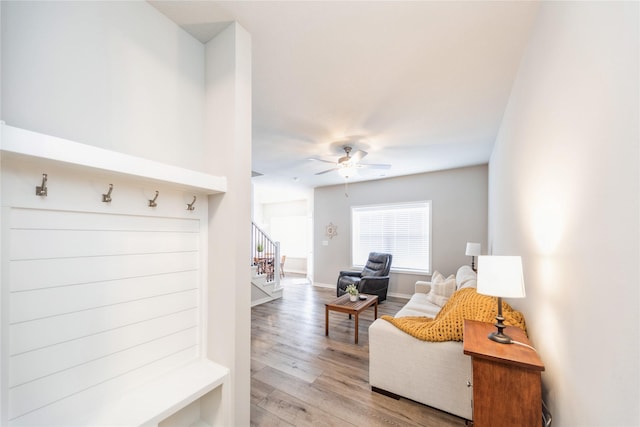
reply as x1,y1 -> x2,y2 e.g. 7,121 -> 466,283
315,168 -> 339,175
308,157 -> 337,165
358,163 -> 391,170
350,149 -> 368,162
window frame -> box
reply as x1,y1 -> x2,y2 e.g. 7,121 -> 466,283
350,200 -> 432,274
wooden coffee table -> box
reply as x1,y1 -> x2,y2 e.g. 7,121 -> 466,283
325,293 -> 378,344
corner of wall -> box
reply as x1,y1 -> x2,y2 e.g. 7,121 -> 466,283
203,21 -> 252,427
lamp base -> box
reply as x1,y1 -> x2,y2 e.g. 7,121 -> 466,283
488,299 -> 513,344
488,330 -> 513,344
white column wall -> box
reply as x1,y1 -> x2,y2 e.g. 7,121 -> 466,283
204,23 -> 252,427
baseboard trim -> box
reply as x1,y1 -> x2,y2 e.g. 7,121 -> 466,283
313,283 -> 411,301
312,282 -> 334,289
387,291 -> 412,300
284,269 -> 307,275
371,386 -> 400,400
251,295 -> 279,307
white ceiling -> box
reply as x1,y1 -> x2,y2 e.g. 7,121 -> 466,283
150,1 -> 540,190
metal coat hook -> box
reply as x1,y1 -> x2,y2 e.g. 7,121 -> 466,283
102,184 -> 113,203
148,190 -> 159,207
35,173 -> 48,197
187,195 -> 197,211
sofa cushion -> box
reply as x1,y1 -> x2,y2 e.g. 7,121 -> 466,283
399,293 -> 441,318
400,266 -> 476,319
455,265 -> 477,290
382,288 -> 527,342
426,275 -> 456,307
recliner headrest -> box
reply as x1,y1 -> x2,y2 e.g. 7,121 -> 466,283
362,252 -> 392,276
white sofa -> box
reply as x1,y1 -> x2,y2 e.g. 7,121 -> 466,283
368,265 -> 478,420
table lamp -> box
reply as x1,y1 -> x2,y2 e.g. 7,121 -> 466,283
465,242 -> 481,272
476,256 -> 526,344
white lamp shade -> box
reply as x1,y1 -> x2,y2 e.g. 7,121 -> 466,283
465,242 -> 481,256
477,256 -> 526,298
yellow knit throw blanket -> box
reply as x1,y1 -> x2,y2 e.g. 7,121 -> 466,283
381,288 -> 527,342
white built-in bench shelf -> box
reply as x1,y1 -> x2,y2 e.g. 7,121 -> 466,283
0,123 -> 227,194
10,359 -> 229,427
0,123 -> 229,426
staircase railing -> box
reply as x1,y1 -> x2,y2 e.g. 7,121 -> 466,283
251,221 -> 281,284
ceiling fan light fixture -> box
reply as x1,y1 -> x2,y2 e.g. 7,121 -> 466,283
338,163 -> 358,178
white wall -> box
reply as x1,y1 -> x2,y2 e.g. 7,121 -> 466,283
253,180 -> 315,276
1,1 -> 251,424
261,200 -> 308,273
314,165 -> 488,296
1,1 -> 205,171
489,2 -> 639,426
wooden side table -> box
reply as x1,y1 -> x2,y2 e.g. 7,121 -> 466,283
463,319 -> 544,427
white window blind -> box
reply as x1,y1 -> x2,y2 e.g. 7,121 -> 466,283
351,201 -> 431,273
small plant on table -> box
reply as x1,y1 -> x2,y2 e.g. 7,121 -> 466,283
345,284 -> 359,301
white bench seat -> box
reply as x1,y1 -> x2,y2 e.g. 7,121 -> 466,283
9,359 -> 229,427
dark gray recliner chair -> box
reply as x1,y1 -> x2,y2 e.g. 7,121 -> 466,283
336,252 -> 393,302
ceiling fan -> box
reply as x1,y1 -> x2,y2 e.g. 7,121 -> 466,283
310,146 -> 391,178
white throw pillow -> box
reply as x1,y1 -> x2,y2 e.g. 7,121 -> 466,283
426,275 -> 456,307
431,270 -> 445,283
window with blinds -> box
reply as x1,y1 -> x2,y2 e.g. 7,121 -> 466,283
351,201 -> 431,273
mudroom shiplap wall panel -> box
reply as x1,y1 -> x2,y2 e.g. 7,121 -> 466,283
1,154 -> 213,424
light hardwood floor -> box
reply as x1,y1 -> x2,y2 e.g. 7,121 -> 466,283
250,275 -> 467,427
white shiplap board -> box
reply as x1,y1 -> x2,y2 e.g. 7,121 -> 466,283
7,208 -> 203,422
1,156 -> 211,425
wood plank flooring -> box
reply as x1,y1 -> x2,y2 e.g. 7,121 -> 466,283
250,276 -> 467,427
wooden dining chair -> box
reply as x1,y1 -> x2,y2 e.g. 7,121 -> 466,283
280,255 -> 286,278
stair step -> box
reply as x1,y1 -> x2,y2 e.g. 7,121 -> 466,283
250,264 -> 283,307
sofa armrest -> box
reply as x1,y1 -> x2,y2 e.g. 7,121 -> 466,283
414,281 -> 432,294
